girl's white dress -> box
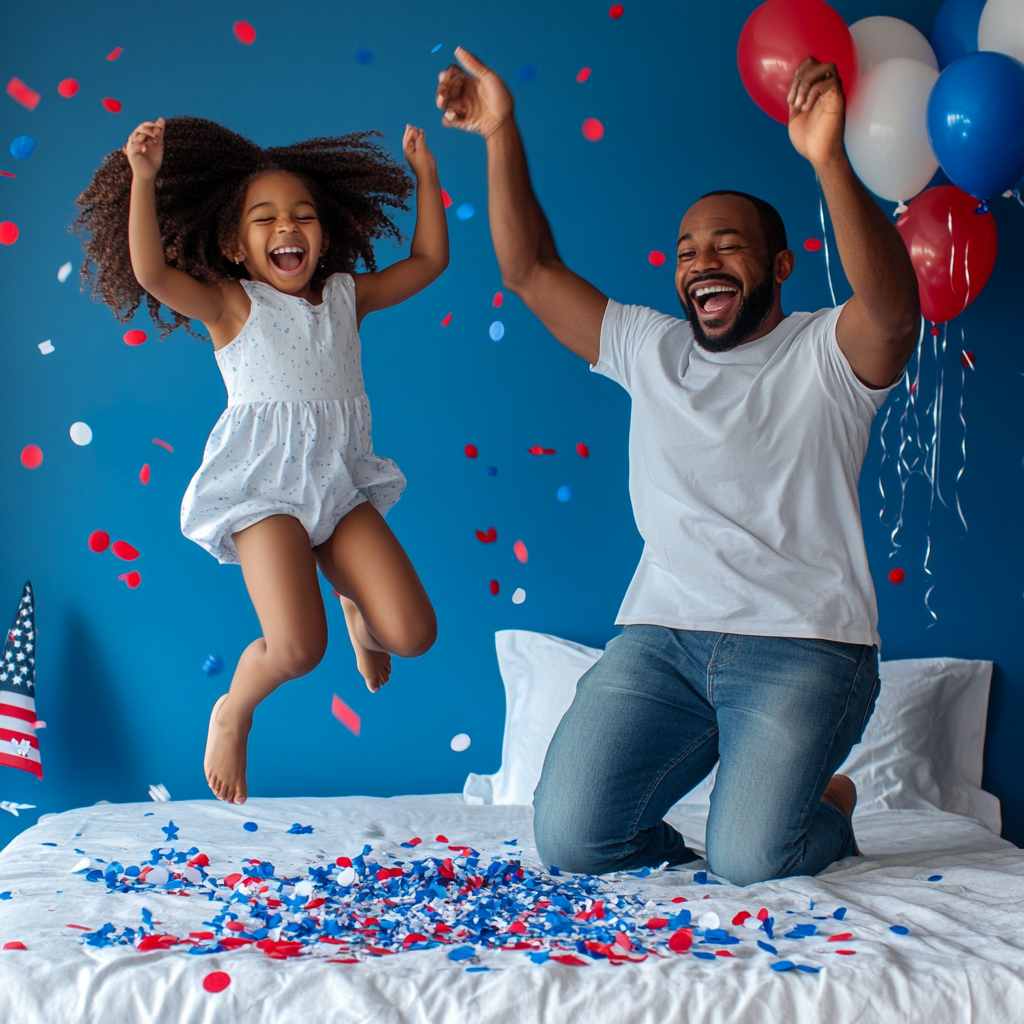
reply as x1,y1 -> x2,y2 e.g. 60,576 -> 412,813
180,272 -> 405,565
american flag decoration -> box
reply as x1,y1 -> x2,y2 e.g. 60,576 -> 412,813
0,581 -> 42,778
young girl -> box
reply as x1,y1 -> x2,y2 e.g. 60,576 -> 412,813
74,115 -> 447,804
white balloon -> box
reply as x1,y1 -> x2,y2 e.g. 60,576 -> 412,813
979,0 -> 1024,65
845,57 -> 939,204
849,16 -> 938,75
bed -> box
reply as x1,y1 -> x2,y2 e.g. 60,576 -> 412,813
0,632 -> 1019,1024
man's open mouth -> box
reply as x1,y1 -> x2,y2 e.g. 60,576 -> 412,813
690,282 -> 740,319
269,245 -> 307,273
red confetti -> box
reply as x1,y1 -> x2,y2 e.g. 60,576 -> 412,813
335,857 -> 352,868
668,928 -> 692,952
2,941 -> 26,950
609,4 -> 625,17
576,442 -> 590,458
645,917 -> 669,929
0,171 -> 15,178
88,530 -> 110,553
102,97 -> 122,113
435,835 -> 448,843
124,329 -> 147,346
139,463 -> 150,485
233,21 -> 256,45
962,350 -> 975,370
139,934 -> 180,950
648,251 -> 666,266
225,921 -> 246,933
331,693 -> 361,736
492,291 -> 503,307
513,539 -> 528,563
931,326 -> 940,336
715,949 -> 736,957
0,221 -> 19,245
118,571 -> 142,589
528,446 -> 557,455
441,188 -> 452,208
835,949 -> 856,955
112,540 -> 139,560
582,117 -> 604,142
65,924 -> 91,930
828,932 -> 853,942
489,579 -> 500,595
464,443 -> 478,458
106,47 -> 123,61
576,67 -> 591,82
614,932 -> 632,950
671,896 -> 687,903
888,567 -> 905,585
407,837 -> 421,845
203,971 -> 232,993
441,312 -> 453,326
550,954 -> 588,966
6,77 -> 40,110
152,437 -> 174,452
732,911 -> 751,925
757,908 -> 769,921
58,79 -> 79,98
475,527 -> 497,543
20,444 -> 42,469
803,238 -> 823,251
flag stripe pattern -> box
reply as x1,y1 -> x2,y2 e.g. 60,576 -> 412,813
0,581 -> 41,778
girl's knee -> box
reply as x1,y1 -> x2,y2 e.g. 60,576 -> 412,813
377,607 -> 436,659
269,636 -> 327,679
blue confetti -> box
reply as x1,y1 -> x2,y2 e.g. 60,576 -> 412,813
161,822 -> 179,841
355,46 -> 374,64
503,839 -> 519,845
927,875 -> 943,882
516,65 -> 537,82
41,842 -> 56,847
0,892 -> 11,900
529,951 -> 550,964
890,925 -> 910,935
770,960 -> 795,972
486,466 -> 497,476
557,485 -> 572,502
243,822 -> 258,832
465,966 -> 490,972
430,43 -> 442,52
489,320 -> 504,341
448,945 -> 476,961
763,917 -> 775,940
456,203 -> 475,220
693,871 -> 707,884
202,653 -> 223,676
796,965 -> 821,973
786,924 -> 817,938
9,135 -> 34,159
692,951 -> 717,960
757,940 -> 778,955
286,823 -> 314,835
833,907 -> 847,920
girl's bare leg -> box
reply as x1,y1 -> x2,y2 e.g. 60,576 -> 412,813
204,514 -> 327,803
313,502 -> 436,692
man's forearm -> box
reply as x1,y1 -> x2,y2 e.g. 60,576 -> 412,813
815,156 -> 919,336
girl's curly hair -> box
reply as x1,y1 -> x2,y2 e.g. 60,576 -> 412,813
72,116 -> 413,338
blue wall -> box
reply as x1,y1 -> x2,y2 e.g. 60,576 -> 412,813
2,0 -> 1022,851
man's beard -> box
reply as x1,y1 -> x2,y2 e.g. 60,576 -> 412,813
679,268 -> 776,353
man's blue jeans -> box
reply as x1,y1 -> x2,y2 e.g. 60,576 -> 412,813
533,626 -> 880,886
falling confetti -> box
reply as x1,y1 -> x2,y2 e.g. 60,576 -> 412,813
888,568 -> 905,584
106,46 -> 123,61
489,321 -> 504,341
233,21 -> 256,44
577,68 -> 591,82
332,693 -> 361,736
0,802 -> 34,816
803,238 -> 823,251
118,571 -> 142,589
102,98 -> 122,113
648,251 -> 666,266
431,43 -> 443,53
450,733 -> 471,752
456,203 -> 475,220
582,118 -> 604,141
609,3 -> 625,17
148,784 -> 170,802
516,65 -> 537,83
464,444 -> 478,458
112,540 -> 139,560
489,579 -> 500,595
152,438 -> 174,452
513,540 -> 528,563
557,485 -> 572,502
57,261 -> 72,282
57,79 -> 78,98
576,442 -> 590,457
6,78 -> 40,110
123,329 -> 146,346
486,466 -> 497,476
475,528 -> 498,543
9,136 -> 34,159
203,971 -> 231,993
202,653 -> 223,676
512,588 -> 527,604
492,291 -> 503,307
88,530 -> 110,553
441,188 -> 452,208
69,422 -> 93,446
441,312 -> 453,327
528,446 -> 556,455
0,221 -> 19,245
139,463 -> 150,484
20,445 -> 42,469
38,340 -> 54,354
355,47 -> 374,64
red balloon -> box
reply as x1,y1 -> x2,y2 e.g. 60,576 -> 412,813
737,0 -> 857,124
895,186 -> 998,325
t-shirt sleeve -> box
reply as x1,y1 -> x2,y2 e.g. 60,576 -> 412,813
591,299 -> 677,393
815,302 -> 903,412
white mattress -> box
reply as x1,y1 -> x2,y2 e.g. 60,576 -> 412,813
0,795 -> 1022,1024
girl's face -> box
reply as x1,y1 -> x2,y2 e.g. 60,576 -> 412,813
232,171 -> 327,295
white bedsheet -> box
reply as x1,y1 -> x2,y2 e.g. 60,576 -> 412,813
1,795 -> 1022,1024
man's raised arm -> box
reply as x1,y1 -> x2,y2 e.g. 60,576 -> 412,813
787,58 -> 921,389
436,47 -> 607,365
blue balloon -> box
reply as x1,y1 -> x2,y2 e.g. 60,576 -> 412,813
930,0 -> 986,69
927,51 -> 1024,200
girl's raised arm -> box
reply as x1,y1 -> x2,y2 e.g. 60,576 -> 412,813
125,119 -> 231,329
353,125 -> 449,327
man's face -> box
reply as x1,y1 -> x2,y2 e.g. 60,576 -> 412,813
675,196 -> 785,353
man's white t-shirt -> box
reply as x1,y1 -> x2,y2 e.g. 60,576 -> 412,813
593,299 -> 898,647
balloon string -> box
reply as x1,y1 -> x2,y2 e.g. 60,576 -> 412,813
877,402 -> 893,526
889,321 -> 925,556
934,325 -> 948,510
816,174 -> 837,308
954,323 -> 969,536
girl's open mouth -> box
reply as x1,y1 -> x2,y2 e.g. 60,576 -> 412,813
269,246 -> 307,273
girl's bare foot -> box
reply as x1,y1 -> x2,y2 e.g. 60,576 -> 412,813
340,595 -> 391,692
204,694 -> 252,804
821,773 -> 861,856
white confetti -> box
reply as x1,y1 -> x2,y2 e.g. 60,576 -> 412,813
294,880 -> 315,897
38,339 -> 54,354
512,588 -> 526,605
182,866 -> 202,884
743,916 -> 763,930
148,783 -> 170,802
0,801 -> 35,817
69,857 -> 92,873
57,261 -> 72,282
146,866 -> 169,886
698,911 -> 720,931
69,421 -> 93,446
450,733 -> 471,752
337,866 -> 356,887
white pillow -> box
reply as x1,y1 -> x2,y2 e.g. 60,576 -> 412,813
465,630 -> 1000,835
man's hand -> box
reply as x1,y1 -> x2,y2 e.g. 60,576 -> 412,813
436,47 -> 513,138
787,59 -> 846,168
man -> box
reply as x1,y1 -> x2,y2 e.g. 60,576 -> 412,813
436,49 -> 919,886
